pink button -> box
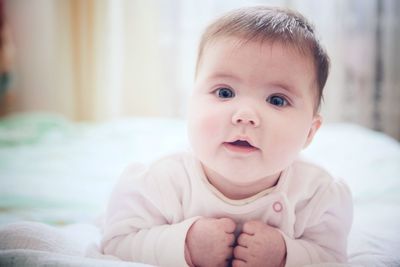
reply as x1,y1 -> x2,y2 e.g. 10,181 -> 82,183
273,201 -> 283,212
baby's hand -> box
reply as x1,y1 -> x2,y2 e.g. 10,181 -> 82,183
185,217 -> 236,267
233,220 -> 286,267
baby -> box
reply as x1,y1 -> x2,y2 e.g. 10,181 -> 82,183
101,6 -> 353,267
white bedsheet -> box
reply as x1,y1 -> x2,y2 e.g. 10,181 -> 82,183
0,221 -> 151,267
0,113 -> 399,266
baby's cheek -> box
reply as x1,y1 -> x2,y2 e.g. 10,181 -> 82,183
187,100 -> 225,149
197,113 -> 222,139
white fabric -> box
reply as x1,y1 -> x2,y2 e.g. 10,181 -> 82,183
0,221 -> 152,267
101,152 -> 352,266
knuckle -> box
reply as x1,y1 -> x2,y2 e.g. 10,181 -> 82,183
227,217 -> 235,225
220,218 -> 236,232
237,234 -> 245,245
243,220 -> 261,233
232,259 -> 244,267
233,245 -> 239,255
233,245 -> 243,256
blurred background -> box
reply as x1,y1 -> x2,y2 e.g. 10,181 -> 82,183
0,0 -> 399,140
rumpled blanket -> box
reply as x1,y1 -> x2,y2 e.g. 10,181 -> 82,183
0,221 -> 152,267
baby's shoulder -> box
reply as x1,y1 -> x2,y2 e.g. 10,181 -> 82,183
123,151 -> 195,186
283,159 -> 352,209
122,151 -> 187,172
290,158 -> 334,183
283,158 -> 348,196
149,151 -> 194,174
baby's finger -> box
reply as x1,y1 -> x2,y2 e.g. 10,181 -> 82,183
224,245 -> 234,261
226,232 -> 236,246
241,220 -> 262,235
236,233 -> 250,247
232,258 -> 247,267
218,217 -> 236,233
233,245 -> 248,262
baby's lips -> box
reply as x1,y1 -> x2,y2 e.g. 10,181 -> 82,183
230,140 -> 253,147
224,139 -> 260,151
227,136 -> 258,149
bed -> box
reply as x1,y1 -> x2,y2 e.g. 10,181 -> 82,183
0,112 -> 399,266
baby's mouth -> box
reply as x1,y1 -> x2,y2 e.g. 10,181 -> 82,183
223,140 -> 259,153
229,140 -> 254,148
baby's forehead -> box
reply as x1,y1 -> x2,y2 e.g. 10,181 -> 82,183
201,35 -> 316,75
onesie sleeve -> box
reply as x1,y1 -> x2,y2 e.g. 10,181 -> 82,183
282,180 -> 353,267
100,161 -> 201,267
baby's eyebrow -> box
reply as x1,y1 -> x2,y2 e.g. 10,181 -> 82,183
269,82 -> 303,98
207,72 -> 239,81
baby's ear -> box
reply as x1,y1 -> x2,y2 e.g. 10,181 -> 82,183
303,114 -> 322,149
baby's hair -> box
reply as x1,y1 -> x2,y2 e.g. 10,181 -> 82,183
196,6 -> 330,110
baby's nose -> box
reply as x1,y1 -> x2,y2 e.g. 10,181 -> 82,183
232,108 -> 260,127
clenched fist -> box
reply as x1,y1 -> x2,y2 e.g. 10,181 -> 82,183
232,220 -> 286,267
185,217 -> 236,267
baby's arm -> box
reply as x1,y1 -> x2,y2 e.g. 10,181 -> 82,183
101,163 -> 200,267
283,181 -> 352,266
185,217 -> 236,267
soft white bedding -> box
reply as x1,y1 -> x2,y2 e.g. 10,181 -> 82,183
0,113 -> 399,266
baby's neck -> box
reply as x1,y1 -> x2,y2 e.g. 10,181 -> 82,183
202,166 -> 281,200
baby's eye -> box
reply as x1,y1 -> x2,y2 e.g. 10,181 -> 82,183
266,95 -> 288,107
216,87 -> 235,99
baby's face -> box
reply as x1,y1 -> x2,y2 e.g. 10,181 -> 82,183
187,37 -> 321,187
